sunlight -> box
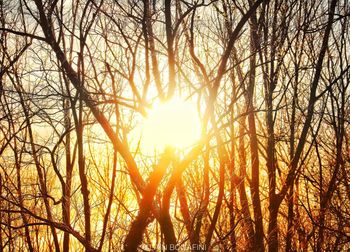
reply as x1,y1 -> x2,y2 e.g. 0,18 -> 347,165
140,98 -> 201,150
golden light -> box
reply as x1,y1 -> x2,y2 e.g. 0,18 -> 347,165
140,98 -> 201,151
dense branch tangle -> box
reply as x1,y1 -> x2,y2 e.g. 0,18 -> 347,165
0,0 -> 350,251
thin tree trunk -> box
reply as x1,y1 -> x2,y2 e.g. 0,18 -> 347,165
237,115 -> 255,250
75,97 -> 91,248
14,140 -> 34,252
176,180 -> 193,244
247,13 -> 264,249
285,50 -> 299,252
62,96 -> 72,252
144,0 -> 165,100
229,95 -> 237,252
160,187 -> 178,252
192,147 -> 210,250
164,0 -> 176,98
232,47 -> 255,251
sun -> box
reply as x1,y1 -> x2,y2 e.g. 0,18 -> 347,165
140,98 -> 201,151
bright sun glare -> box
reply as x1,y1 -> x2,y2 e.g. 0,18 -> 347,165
140,98 -> 201,151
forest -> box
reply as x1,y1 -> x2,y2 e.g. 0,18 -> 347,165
0,0 -> 349,251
